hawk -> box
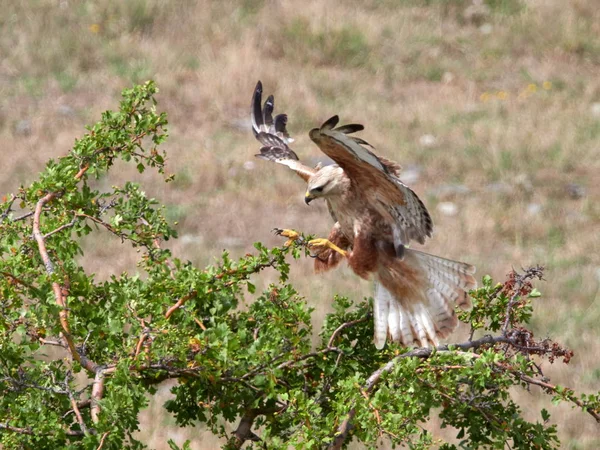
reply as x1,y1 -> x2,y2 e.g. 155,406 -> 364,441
250,81 -> 476,349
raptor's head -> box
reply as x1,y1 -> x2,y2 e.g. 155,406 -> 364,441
305,165 -> 347,205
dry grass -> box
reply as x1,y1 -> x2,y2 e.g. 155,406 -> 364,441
1,0 -> 599,448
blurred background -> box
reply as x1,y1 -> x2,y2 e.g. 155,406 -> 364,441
1,0 -> 599,448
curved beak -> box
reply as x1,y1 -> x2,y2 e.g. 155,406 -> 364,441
304,191 -> 314,205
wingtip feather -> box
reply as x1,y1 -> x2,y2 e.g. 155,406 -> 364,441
251,81 -> 264,132
321,115 -> 340,130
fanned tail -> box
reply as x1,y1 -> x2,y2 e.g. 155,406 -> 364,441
374,249 -> 476,348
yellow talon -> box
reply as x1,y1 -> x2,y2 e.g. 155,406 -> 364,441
308,238 -> 348,257
273,228 -> 301,247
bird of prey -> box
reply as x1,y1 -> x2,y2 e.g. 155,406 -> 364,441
250,81 -> 476,349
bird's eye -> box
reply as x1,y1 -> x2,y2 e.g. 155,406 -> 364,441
313,186 -> 324,193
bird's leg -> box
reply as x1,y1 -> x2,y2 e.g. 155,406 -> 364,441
272,228 -> 301,247
307,238 -> 348,257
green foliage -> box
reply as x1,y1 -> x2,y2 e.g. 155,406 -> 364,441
1,82 -> 598,449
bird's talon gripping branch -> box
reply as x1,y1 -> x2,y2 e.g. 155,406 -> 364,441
308,238 -> 348,257
273,228 -> 301,247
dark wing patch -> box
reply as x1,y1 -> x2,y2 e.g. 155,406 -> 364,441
250,81 -> 314,182
256,145 -> 300,163
263,95 -> 274,126
251,82 -> 294,143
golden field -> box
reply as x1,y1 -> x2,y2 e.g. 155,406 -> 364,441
1,0 -> 599,448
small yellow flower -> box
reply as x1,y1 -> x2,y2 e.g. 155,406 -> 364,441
480,92 -> 491,102
89,23 -> 100,34
496,91 -> 508,100
526,83 -> 537,93
542,81 -> 552,90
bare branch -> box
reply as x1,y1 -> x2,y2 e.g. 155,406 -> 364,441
39,338 -> 67,347
32,192 -> 99,374
68,389 -> 89,435
12,211 -> 35,222
91,370 -> 105,424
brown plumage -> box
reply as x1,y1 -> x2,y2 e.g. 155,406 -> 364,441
250,81 -> 476,349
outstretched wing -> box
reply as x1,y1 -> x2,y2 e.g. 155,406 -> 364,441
309,116 -> 433,247
251,81 -> 315,182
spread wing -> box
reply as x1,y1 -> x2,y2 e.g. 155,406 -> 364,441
309,116 -> 433,247
251,81 -> 315,182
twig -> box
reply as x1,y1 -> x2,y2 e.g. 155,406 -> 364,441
68,390 -> 89,435
44,218 -> 78,239
74,164 -> 89,180
165,290 -> 197,319
139,216 -> 176,275
0,271 -> 38,291
192,315 -> 207,331
12,211 -> 35,222
39,338 -> 66,347
0,194 -> 16,220
327,315 -> 371,348
134,332 -> 148,358
518,374 -> 600,423
96,431 -> 110,450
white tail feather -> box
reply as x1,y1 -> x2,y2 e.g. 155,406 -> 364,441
387,293 -> 401,342
398,307 -> 413,345
413,303 -> 437,346
373,283 -> 391,349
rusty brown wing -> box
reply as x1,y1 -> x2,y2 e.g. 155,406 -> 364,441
309,116 -> 433,250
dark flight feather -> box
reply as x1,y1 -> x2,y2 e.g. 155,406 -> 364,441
334,124 -> 364,134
